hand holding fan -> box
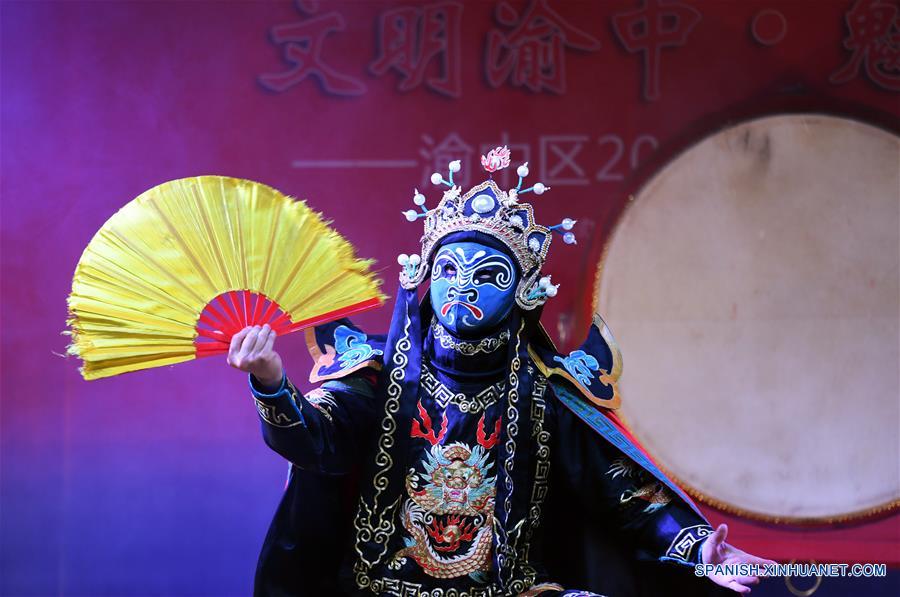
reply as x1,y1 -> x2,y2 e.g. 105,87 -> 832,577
64,176 -> 386,380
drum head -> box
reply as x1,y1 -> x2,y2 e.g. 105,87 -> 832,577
595,114 -> 899,523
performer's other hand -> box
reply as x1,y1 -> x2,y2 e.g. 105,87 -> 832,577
701,523 -> 776,594
227,324 -> 283,390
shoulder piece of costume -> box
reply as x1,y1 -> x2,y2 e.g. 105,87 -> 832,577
529,313 -> 622,410
304,318 -> 386,383
528,314 -> 703,516
532,313 -> 704,517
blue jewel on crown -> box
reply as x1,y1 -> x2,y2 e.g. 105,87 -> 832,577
398,146 -> 577,309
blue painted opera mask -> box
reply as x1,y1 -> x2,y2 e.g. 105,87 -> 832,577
429,241 -> 518,335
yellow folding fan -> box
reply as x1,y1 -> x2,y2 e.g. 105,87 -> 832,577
64,176 -> 386,380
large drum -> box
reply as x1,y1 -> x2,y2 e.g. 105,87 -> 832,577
595,114 -> 899,523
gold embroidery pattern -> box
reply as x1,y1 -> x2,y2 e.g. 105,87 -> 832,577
392,442 -> 496,578
666,524 -> 713,562
353,314 -> 411,590
358,363 -> 551,595
496,319 -> 533,593
607,457 -> 636,480
253,398 -> 303,428
518,373 -> 550,565
253,379 -> 305,428
420,363 -> 505,414
353,318 -> 548,595
304,388 -> 338,423
620,481 -> 672,513
371,578 -> 499,596
431,319 -> 510,355
607,458 -> 673,514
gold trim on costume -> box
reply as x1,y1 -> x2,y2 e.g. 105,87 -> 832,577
352,314 -> 410,589
253,398 -> 303,428
420,362 -> 505,414
431,318 -> 510,355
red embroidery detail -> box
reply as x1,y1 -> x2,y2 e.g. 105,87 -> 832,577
411,400 -> 448,446
426,514 -> 479,552
476,413 -> 501,449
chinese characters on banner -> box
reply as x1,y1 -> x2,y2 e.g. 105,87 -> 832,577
295,132 -> 660,189
259,0 -> 366,95
420,134 -> 473,187
261,0 -> 900,98
370,2 -> 463,97
611,0 -> 701,101
263,0 -> 897,180
830,0 -> 900,92
485,0 -> 601,94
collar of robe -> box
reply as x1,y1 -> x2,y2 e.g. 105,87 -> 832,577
424,316 -> 511,384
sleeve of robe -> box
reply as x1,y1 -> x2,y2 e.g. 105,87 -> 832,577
248,369 -> 379,475
550,400 -> 714,568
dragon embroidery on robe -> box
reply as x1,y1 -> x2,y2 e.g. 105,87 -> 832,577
608,458 -> 672,513
392,441 -> 497,578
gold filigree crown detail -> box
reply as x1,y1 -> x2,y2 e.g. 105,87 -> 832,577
397,146 -> 576,309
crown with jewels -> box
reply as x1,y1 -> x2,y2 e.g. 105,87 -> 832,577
397,146 -> 577,309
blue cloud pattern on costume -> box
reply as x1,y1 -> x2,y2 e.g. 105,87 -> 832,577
334,325 -> 383,369
553,350 -> 600,386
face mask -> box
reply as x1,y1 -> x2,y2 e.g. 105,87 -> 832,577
429,241 -> 518,335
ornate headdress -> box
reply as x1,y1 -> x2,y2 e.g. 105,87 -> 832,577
397,146 -> 576,310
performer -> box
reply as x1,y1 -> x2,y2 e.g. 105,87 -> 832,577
228,149 -> 774,596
